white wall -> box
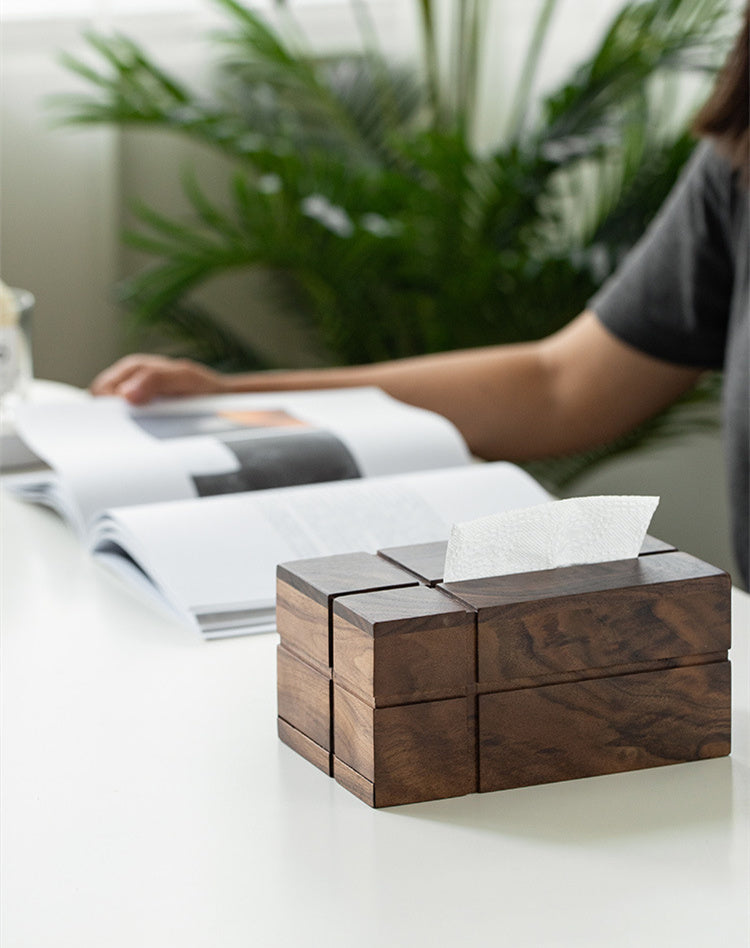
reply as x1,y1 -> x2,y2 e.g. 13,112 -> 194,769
0,19 -> 123,386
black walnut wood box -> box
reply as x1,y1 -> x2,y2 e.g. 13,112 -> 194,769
276,538 -> 731,807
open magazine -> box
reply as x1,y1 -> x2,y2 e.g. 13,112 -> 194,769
4,387 -> 550,638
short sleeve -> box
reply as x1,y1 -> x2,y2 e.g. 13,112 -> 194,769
591,142 -> 736,370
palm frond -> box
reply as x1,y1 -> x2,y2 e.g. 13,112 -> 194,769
538,0 -> 729,163
505,0 -> 559,143
127,296 -> 272,371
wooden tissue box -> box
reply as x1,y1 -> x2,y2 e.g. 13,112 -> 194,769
276,539 -> 731,807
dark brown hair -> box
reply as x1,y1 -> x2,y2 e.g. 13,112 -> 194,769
692,4 -> 749,173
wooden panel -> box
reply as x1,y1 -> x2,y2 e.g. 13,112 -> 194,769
277,552 -> 418,667
474,651 -> 729,694
278,718 -> 332,776
277,552 -> 416,606
277,646 -> 331,750
333,757 -> 375,807
442,552 -> 726,608
276,578 -> 331,670
334,583 -> 472,633
333,685 -> 375,781
479,661 -> 731,792
332,585 -> 474,705
334,685 -> 475,806
333,614 -> 375,703
372,697 -> 476,806
477,575 -> 729,682
378,541 -> 449,585
442,553 -> 730,683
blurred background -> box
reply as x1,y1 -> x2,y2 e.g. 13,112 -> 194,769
0,0 -> 744,579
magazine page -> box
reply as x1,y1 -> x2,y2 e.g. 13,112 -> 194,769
88,462 -> 551,638
7,388 -> 471,534
6,399 -> 200,534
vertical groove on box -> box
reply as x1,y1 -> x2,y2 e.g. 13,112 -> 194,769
327,595 -> 334,669
472,612 -> 480,792
328,677 -> 335,763
327,591 -> 340,764
472,694 -> 480,793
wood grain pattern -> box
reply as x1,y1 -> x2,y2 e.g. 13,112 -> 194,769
478,577 -> 729,683
372,697 -> 476,806
278,718 -> 332,776
333,613 -> 473,707
276,578 -> 331,669
333,757 -> 375,807
479,661 -> 731,792
277,552 -> 418,668
333,583 -> 471,633
332,585 -> 474,705
378,541 -> 449,584
441,553 -> 730,683
442,551 -> 726,609
334,686 -> 475,806
277,646 -> 331,750
277,552 -> 416,605
473,651 -> 729,694
333,685 -> 376,780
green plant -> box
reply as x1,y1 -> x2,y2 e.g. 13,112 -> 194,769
55,0 -> 733,486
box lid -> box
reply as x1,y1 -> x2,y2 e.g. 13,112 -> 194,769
277,551 -> 417,607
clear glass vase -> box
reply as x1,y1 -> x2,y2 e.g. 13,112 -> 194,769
0,288 -> 34,421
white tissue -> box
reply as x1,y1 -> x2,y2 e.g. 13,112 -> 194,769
443,495 -> 659,583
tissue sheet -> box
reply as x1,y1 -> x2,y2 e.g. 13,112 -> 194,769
443,495 -> 659,583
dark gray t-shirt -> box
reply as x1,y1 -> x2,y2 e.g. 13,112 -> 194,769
591,141 -> 749,588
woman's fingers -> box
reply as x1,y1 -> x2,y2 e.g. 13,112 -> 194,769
90,355 -> 223,403
90,354 -> 154,396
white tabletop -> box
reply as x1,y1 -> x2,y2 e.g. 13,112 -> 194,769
1,488 -> 749,948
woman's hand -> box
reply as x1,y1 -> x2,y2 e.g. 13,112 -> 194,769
89,354 -> 227,404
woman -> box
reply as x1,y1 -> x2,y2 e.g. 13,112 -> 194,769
92,8 -> 749,586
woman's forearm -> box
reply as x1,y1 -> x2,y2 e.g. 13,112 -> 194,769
221,343 -> 564,460
91,311 -> 702,461
223,311 -> 703,461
